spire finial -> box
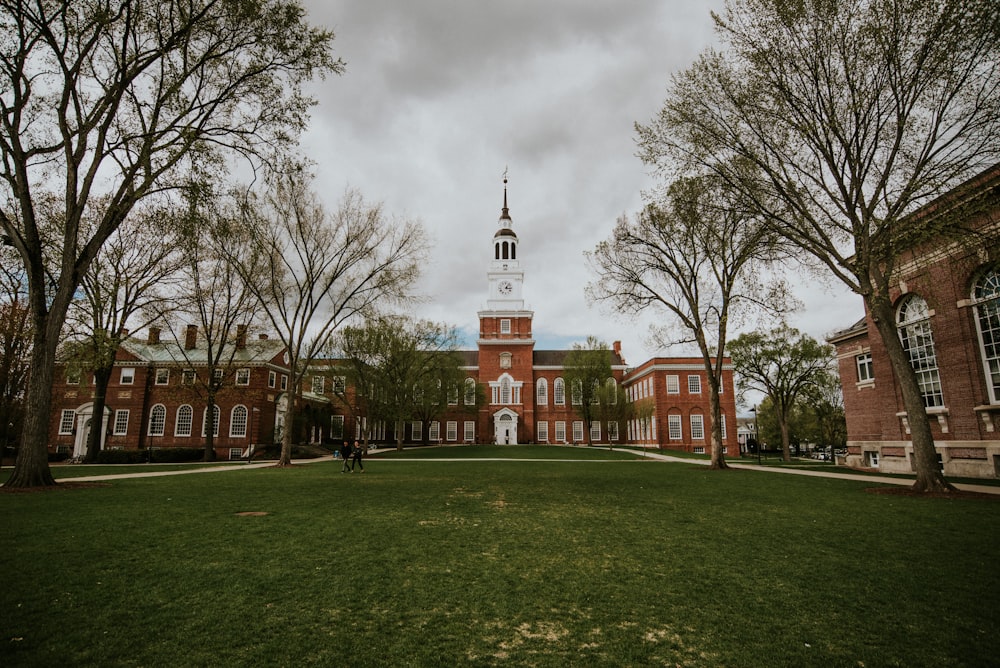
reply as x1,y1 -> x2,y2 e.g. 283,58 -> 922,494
501,166 -> 509,216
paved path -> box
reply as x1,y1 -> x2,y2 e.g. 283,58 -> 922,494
39,450 -> 1000,495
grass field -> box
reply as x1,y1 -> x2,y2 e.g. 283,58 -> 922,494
2,446 -> 998,667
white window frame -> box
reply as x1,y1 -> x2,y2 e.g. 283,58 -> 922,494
464,421 -> 475,442
120,367 -> 135,385
688,375 -> 702,394
59,409 -> 76,435
268,370 -> 276,388
500,319 -> 511,334
590,422 -> 601,442
202,406 -> 220,437
554,378 -> 565,405
537,420 -> 548,442
690,414 -> 705,440
412,421 -> 422,441
280,375 -> 288,391
572,421 -> 584,442
113,409 -> 130,436
608,421 -> 619,441
897,294 -> 944,408
972,268 -> 1000,404
175,405 -> 193,437
154,368 -> 170,385
666,374 -> 679,394
856,352 -> 874,383
330,415 -> 345,440
536,378 -> 548,405
464,378 -> 477,406
446,421 -> 458,441
429,421 -> 440,441
236,368 -> 251,386
668,414 -> 682,440
312,376 -> 325,394
182,369 -> 196,386
230,405 -> 248,438
148,404 -> 166,436
554,421 -> 566,443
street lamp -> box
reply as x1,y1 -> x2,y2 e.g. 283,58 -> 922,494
750,406 -> 760,465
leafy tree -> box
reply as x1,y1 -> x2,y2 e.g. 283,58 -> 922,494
563,336 -> 614,447
334,316 -> 467,451
0,0 -> 339,487
729,325 -> 835,462
235,173 -> 426,465
588,173 -> 791,469
637,0 -> 1000,491
63,206 -> 183,462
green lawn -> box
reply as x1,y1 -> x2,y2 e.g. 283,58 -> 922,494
2,446 -> 998,667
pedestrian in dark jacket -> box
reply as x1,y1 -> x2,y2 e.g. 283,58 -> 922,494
340,440 -> 353,473
351,439 -> 364,472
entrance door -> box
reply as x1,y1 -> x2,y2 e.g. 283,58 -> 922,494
494,412 -> 517,445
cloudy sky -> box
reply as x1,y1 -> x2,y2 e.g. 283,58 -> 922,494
297,0 -> 862,365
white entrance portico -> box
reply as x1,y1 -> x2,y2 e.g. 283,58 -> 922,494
493,408 -> 519,445
72,403 -> 111,459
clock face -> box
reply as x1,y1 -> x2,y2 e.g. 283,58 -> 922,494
498,280 -> 513,295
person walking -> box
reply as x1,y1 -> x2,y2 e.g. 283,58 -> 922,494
340,440 -> 353,473
351,439 -> 364,473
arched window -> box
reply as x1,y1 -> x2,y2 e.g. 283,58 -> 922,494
897,294 -> 943,407
606,377 -> 618,404
554,378 -> 565,405
510,243 -> 516,260
175,405 -> 193,437
202,406 -> 220,437
148,404 -> 166,436
501,377 -> 512,404
502,242 -> 509,260
230,405 -> 248,438
536,378 -> 548,405
973,267 -> 1000,403
464,378 -> 477,406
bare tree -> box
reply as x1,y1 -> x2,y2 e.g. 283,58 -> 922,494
0,241 -> 30,460
61,204 -> 184,462
588,174 -> 790,469
235,173 -> 427,466
158,186 -> 265,461
638,0 -> 1000,491
0,0 -> 339,487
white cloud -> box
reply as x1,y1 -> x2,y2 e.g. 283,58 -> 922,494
298,0 -> 864,364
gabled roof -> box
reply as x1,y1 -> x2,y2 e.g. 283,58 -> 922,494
119,336 -> 286,367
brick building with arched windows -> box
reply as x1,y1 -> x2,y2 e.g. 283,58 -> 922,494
830,163 -> 1000,478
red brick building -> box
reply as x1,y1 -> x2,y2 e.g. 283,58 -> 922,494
49,325 -> 295,460
829,163 -> 1000,478
47,180 -> 739,457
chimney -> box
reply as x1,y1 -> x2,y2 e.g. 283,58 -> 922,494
147,327 -> 160,345
236,324 -> 247,350
613,340 -> 624,364
185,324 -> 198,350
258,333 -> 269,341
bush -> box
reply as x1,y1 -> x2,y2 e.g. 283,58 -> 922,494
92,447 -> 204,464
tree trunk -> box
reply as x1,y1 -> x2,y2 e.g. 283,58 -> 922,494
203,392 -> 218,462
6,321 -> 59,487
85,366 -> 114,463
778,412 -> 792,463
868,298 -> 955,493
278,392 -> 296,466
708,384 -> 729,470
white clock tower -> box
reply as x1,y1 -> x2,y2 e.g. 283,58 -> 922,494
486,176 -> 526,310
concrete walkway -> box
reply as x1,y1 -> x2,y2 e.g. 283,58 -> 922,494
42,450 -> 1000,495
